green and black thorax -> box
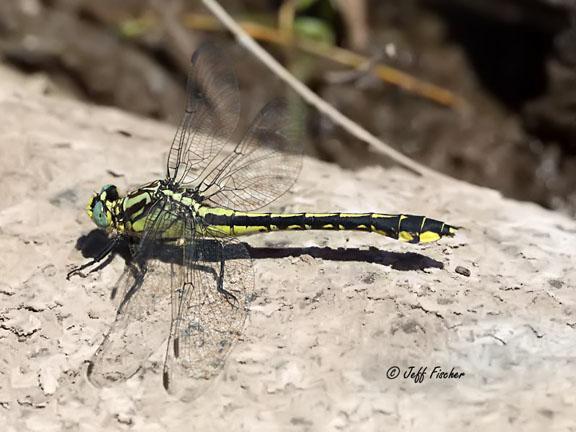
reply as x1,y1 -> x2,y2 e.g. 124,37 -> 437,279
87,180 -> 199,237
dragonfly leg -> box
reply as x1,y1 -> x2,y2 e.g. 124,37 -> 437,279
66,237 -> 119,280
215,244 -> 239,307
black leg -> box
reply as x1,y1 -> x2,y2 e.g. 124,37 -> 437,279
67,237 -> 119,280
214,243 -> 239,307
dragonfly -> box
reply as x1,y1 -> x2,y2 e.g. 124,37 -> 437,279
68,43 -> 458,399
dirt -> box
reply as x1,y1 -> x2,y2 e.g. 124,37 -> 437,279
1,67 -> 575,431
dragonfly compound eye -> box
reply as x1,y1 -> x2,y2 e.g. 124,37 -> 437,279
92,200 -> 110,228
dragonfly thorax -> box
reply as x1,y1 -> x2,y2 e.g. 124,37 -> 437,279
86,179 -> 205,237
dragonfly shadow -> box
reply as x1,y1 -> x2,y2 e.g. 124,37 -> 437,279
244,245 -> 443,271
74,230 -> 443,272
72,229 -> 133,266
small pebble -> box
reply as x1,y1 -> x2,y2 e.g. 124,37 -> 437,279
548,279 -> 564,289
455,266 -> 471,277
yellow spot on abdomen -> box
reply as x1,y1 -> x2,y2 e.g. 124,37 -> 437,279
304,213 -> 337,217
399,231 -> 414,242
340,213 -> 369,218
287,225 -> 303,230
419,231 -> 441,243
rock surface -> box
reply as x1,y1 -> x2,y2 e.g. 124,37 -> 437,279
0,71 -> 575,431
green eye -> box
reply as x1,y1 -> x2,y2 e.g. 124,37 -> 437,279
92,201 -> 108,228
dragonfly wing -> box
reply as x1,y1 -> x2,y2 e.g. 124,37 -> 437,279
88,260 -> 173,386
162,231 -> 253,400
87,198 -> 184,387
198,98 -> 303,211
167,43 -> 241,185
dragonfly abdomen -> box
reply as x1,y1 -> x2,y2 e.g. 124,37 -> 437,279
202,210 -> 457,244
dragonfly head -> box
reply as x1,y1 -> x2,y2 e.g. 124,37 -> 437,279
86,184 -> 120,230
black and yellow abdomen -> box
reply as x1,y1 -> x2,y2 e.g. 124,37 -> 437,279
199,207 -> 457,244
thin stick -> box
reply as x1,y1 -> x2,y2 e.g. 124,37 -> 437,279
202,0 -> 447,179
182,14 -> 460,108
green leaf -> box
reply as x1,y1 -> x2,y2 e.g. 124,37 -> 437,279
118,18 -> 151,38
293,17 -> 335,45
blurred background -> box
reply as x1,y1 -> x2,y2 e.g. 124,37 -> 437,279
1,0 -> 575,216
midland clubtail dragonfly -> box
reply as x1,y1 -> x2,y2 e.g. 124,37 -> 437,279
68,43 -> 458,398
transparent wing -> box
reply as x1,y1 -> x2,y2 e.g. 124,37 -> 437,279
88,198 -> 253,398
87,198 -> 184,386
167,43 -> 240,185
161,229 -> 253,400
195,98 -> 303,211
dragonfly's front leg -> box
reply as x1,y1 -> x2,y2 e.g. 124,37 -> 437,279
66,236 -> 119,280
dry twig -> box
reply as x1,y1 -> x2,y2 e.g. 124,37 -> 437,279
182,13 -> 460,108
202,0 -> 448,179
